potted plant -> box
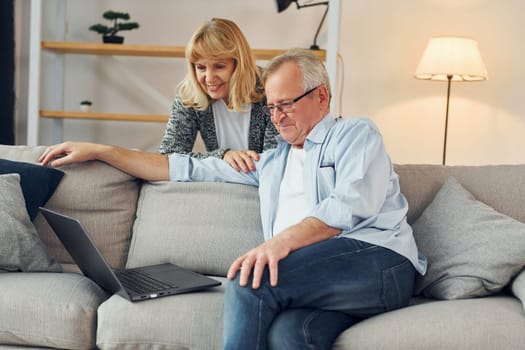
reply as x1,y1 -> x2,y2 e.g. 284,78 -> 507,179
89,10 -> 139,44
80,100 -> 93,112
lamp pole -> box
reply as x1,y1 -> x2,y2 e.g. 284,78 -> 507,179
442,75 -> 452,165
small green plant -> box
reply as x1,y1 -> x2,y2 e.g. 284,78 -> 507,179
80,100 -> 92,106
89,10 -> 139,42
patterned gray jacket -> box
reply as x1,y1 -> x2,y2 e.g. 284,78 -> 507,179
159,95 -> 278,159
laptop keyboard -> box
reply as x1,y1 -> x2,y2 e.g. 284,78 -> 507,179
115,269 -> 175,294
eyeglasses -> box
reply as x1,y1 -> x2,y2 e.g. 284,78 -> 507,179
262,85 -> 320,117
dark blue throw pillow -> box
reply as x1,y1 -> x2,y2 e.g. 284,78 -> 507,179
0,159 -> 64,220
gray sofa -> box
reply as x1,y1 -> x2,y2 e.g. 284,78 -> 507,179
1,144 -> 524,350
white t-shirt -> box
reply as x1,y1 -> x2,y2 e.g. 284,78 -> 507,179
212,99 -> 250,150
273,147 -> 310,235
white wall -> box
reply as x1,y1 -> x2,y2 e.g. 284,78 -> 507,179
16,0 -> 525,165
342,0 -> 525,165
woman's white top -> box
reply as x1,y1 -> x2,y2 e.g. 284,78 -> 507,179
212,99 -> 250,151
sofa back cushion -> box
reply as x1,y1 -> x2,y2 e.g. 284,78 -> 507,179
0,145 -> 141,269
128,164 -> 525,277
126,182 -> 264,276
394,164 -> 525,225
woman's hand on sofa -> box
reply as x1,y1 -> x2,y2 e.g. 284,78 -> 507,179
223,150 -> 259,173
39,141 -> 101,167
39,141 -> 170,181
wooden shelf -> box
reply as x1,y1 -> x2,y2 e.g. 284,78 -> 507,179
37,41 -> 326,131
40,110 -> 168,123
41,41 -> 185,58
41,41 -> 326,61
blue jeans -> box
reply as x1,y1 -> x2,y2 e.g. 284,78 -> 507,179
223,238 -> 415,350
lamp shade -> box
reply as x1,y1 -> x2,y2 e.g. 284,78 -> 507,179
415,37 -> 488,82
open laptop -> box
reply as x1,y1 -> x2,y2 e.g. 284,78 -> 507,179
40,207 -> 221,302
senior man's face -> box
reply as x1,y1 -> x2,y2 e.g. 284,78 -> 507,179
265,62 -> 325,149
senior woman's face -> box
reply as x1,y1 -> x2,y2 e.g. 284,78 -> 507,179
194,58 -> 236,103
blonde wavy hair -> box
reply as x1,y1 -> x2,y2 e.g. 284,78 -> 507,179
178,18 -> 263,112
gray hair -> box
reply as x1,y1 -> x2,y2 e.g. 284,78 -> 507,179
263,48 -> 331,97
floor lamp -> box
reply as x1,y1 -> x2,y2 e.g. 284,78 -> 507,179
414,37 -> 488,165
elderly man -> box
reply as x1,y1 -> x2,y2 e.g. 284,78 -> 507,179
40,49 -> 426,350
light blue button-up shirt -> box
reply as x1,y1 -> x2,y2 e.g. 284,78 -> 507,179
169,114 -> 427,275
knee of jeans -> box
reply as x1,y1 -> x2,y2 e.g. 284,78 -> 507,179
225,275 -> 279,311
268,309 -> 353,350
225,277 -> 251,302
225,277 -> 240,293
267,310 -> 312,350
267,318 -> 290,349
381,259 -> 415,311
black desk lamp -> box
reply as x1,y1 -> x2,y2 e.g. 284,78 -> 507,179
275,0 -> 329,50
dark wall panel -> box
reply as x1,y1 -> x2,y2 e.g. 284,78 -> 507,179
0,0 -> 15,145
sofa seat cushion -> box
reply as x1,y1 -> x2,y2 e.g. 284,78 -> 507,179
333,296 -> 525,350
96,277 -> 227,350
0,272 -> 108,349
